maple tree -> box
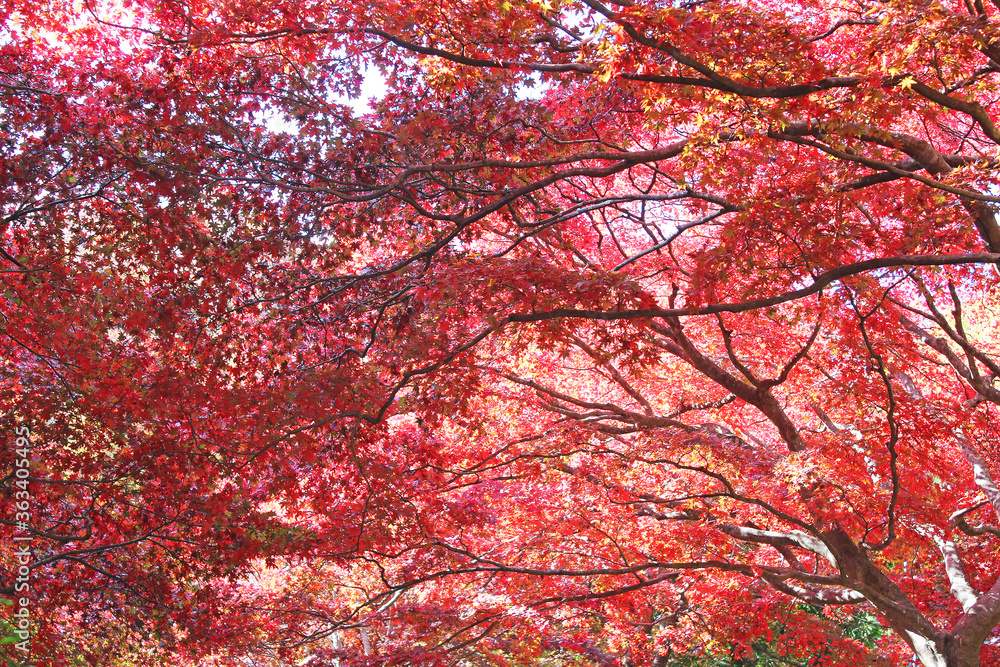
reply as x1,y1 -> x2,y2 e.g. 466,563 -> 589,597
3,0 -> 1000,665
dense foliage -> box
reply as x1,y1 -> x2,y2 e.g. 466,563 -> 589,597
3,0 -> 1000,665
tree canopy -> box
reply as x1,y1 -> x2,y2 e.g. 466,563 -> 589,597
2,0 -> 1000,665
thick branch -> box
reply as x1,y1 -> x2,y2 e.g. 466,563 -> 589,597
716,524 -> 837,567
934,536 -> 979,613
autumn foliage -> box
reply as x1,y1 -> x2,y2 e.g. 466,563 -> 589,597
3,0 -> 1000,665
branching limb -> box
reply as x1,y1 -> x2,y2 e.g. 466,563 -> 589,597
761,574 -> 867,605
950,502 -> 1000,538
715,524 -> 838,568
954,432 -> 1000,520
651,318 -> 806,451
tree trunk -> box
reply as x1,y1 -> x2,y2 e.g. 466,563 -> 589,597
907,633 -> 984,667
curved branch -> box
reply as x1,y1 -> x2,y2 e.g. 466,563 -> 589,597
508,253 -> 1000,322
